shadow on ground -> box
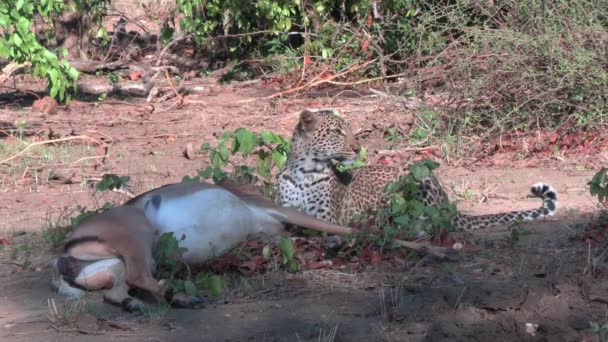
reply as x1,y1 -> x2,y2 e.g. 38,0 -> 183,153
1,212 -> 605,342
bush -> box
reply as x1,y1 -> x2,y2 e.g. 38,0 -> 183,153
170,0 -> 607,136
0,0 -> 80,101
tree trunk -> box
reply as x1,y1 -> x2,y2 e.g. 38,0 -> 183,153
54,10 -> 92,59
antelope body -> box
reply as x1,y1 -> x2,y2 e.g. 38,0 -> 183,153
52,180 -> 354,311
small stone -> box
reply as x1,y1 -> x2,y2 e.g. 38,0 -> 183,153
74,313 -> 99,331
184,142 -> 196,160
32,96 -> 58,115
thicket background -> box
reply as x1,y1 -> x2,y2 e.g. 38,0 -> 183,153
1,0 -> 607,143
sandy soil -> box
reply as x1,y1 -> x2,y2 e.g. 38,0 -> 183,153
0,72 -> 606,342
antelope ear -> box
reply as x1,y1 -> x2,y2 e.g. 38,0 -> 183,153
299,109 -> 317,132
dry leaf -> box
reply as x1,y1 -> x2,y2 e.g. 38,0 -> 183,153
183,142 -> 196,160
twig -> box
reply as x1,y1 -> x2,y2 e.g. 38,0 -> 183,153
325,73 -> 405,86
50,325 -> 105,335
0,136 -> 102,165
296,25 -> 309,88
452,285 -> 468,311
215,30 -> 319,39
164,69 -> 183,102
238,59 -> 377,103
69,155 -> 107,166
394,239 -> 458,260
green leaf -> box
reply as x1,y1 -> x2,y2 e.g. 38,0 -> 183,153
212,166 -> 227,183
12,33 -> 22,47
271,150 -> 287,170
256,150 -> 272,179
183,280 -> 198,296
217,143 -> 229,161
16,17 -> 30,36
96,174 -> 130,191
359,146 -> 367,160
260,131 -> 277,144
383,181 -> 400,194
424,206 -> 439,219
422,158 -> 440,171
286,260 -> 299,272
198,166 -> 214,179
394,215 -> 409,226
67,66 -> 79,80
48,68 -> 58,84
161,22 -> 175,44
210,150 -> 222,167
200,142 -> 213,151
0,16 -> 9,29
218,131 -> 232,143
279,237 -> 295,261
182,175 -> 201,183
207,275 -> 223,297
235,128 -> 256,157
391,194 -> 407,213
408,200 -> 425,217
410,164 -> 430,182
262,245 -> 271,259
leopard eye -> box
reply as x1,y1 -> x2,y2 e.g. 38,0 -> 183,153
331,127 -> 345,135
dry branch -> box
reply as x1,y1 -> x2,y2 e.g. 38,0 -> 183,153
70,60 -> 127,74
238,59 -> 378,103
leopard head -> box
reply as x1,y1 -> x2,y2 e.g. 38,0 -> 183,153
291,109 -> 361,165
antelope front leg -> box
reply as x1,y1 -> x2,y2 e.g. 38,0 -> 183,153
103,282 -> 146,312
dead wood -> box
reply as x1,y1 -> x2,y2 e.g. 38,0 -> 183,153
70,60 -> 128,74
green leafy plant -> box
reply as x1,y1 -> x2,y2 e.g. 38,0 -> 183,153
336,146 -> 366,172
279,236 -> 299,272
155,232 -> 188,279
154,232 -> 194,297
155,232 -> 225,298
194,273 -> 224,297
590,319 -> 608,341
589,168 -> 608,206
189,128 -> 290,197
95,174 -> 131,191
107,72 -> 119,84
409,109 -> 441,146
363,159 -> 457,244
0,0 -> 79,101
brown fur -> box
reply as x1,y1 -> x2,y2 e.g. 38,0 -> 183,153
55,206 -> 199,311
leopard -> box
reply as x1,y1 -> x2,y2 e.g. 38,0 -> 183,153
277,108 -> 558,231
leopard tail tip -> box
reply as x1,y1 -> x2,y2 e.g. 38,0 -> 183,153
530,182 -> 558,216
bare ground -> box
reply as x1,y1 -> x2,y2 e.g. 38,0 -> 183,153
0,76 -> 606,341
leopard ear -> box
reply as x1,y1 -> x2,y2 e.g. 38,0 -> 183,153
299,109 -> 317,132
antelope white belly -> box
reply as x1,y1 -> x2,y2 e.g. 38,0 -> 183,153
143,188 -> 264,264
74,258 -> 123,290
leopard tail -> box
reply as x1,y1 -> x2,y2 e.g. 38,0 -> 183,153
451,183 -> 558,231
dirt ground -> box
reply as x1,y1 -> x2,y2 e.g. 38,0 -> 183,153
1,73 -> 607,342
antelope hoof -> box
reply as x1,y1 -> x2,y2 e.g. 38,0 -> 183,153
170,293 -> 204,308
323,235 -> 343,249
121,297 -> 145,313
